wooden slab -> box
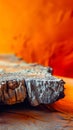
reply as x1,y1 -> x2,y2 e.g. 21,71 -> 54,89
0,55 -> 71,130
0,54 -> 65,106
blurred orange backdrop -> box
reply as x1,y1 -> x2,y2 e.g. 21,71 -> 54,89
0,0 -> 73,78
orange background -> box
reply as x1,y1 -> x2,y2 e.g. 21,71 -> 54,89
0,0 -> 73,77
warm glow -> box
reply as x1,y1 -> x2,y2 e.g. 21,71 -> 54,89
49,76 -> 73,113
0,0 -> 73,113
0,1 -> 73,77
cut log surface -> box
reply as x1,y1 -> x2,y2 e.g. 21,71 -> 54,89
0,54 -> 65,106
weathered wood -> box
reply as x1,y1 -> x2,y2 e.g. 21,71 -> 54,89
0,55 -> 65,106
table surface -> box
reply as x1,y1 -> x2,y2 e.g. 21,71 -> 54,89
0,103 -> 73,130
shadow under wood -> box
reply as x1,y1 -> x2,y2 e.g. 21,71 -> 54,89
0,101 -> 73,130
0,99 -> 55,113
0,100 -> 57,121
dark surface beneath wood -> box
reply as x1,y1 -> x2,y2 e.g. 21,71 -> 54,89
0,102 -> 73,130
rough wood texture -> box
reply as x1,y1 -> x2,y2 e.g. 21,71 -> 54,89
0,55 -> 65,106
